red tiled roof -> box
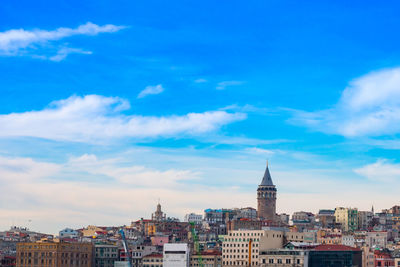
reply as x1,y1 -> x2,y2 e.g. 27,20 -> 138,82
314,244 -> 360,252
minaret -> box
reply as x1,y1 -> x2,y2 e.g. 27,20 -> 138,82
257,161 -> 277,221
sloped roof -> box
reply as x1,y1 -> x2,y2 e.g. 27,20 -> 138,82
260,164 -> 274,186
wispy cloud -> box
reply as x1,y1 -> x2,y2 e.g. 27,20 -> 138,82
0,22 -> 125,60
0,95 -> 246,142
1,151 -> 397,233
49,47 -> 92,62
289,67 -> 400,137
194,78 -> 207,83
221,104 -> 275,115
216,80 -> 244,90
354,159 -> 400,183
0,154 -> 254,233
137,84 -> 164,99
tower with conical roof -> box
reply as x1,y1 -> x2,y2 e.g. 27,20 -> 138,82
257,161 -> 277,221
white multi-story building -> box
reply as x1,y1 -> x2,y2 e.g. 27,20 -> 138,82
184,213 -> 203,225
342,235 -> 355,247
59,228 -> 78,238
163,243 -> 190,267
366,231 -> 388,249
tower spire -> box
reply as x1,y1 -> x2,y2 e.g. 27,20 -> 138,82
260,161 -> 274,186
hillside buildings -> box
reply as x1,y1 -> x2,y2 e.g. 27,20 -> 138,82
2,162 -> 400,267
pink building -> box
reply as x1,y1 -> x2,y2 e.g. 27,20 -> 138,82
151,235 -> 169,246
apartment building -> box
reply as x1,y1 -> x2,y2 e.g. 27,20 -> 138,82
16,241 -> 93,267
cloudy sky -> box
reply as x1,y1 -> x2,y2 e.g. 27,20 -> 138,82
1,0 -> 400,233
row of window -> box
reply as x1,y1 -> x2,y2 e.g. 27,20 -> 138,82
223,249 -> 258,254
229,232 -> 263,237
261,258 -> 301,264
223,254 -> 258,259
223,261 -> 259,265
223,243 -> 259,247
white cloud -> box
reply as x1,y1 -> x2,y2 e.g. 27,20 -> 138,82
137,84 -> 164,99
1,151 -> 398,233
0,95 -> 246,142
0,22 -> 125,60
0,156 -> 60,183
67,154 -> 197,187
194,78 -> 207,83
289,67 -> 400,137
216,80 -> 244,90
0,154 -> 255,233
354,159 -> 400,183
49,47 -> 92,62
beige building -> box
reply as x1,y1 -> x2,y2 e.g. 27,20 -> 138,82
222,230 -> 307,266
16,241 -> 93,267
80,225 -> 105,237
142,253 -> 163,267
259,249 -> 307,267
190,251 -> 222,267
361,246 -> 374,267
317,228 -> 342,245
335,207 -> 358,232
395,258 -> 400,267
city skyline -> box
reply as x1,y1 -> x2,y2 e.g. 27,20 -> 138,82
1,1 -> 400,234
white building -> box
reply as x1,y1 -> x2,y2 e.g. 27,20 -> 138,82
366,231 -> 388,249
341,235 -> 355,247
163,243 -> 189,267
59,228 -> 78,238
184,213 -> 203,225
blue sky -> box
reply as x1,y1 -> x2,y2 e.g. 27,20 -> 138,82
1,0 -> 400,233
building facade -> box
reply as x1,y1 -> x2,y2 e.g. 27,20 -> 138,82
259,249 -> 307,267
58,228 -> 79,239
16,241 -> 93,267
163,243 -> 190,267
335,207 -> 358,232
94,244 -> 118,267
307,245 -> 362,267
358,211 -> 373,230
142,253 -> 163,267
184,214 -> 203,225
190,251 -> 222,267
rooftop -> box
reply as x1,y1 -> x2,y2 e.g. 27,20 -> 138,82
314,244 -> 360,252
